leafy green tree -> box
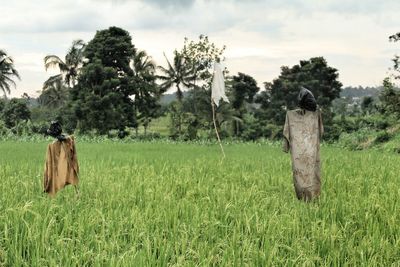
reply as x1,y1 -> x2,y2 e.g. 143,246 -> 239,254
67,27 -> 136,134
374,33 -> 400,119
361,96 -> 375,115
0,50 -> 20,97
240,113 -> 264,141
380,78 -> 400,117
44,39 -> 85,88
1,98 -> 31,128
262,57 -> 342,125
170,35 -> 227,137
254,83 -> 273,122
180,88 -> 214,138
228,73 -> 260,136
377,33 -> 400,118
181,34 -> 226,92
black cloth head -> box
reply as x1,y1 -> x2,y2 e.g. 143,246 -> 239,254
47,121 -> 67,141
298,87 -> 317,112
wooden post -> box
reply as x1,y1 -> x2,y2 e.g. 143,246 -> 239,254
211,97 -> 225,158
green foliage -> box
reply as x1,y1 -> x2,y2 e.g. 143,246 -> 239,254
0,119 -> 48,137
240,115 -> 283,141
30,106 -> 57,124
322,124 -> 343,143
325,113 -> 396,144
229,73 -> 260,110
38,78 -> 69,108
264,57 -> 342,125
338,129 -> 374,150
0,119 -> 10,135
131,50 -> 163,133
0,98 -> 5,112
181,34 -> 226,86
43,39 -> 85,88
240,113 -> 262,141
361,96 -> 375,114
168,101 -> 189,138
159,35 -> 228,139
85,27 -> 134,74
379,78 -> 400,118
11,120 -> 33,136
356,114 -> 393,130
228,73 -> 260,136
337,126 -> 396,150
1,98 -> 31,128
180,88 -> 210,139
158,50 -> 192,102
67,27 -> 137,134
374,130 -> 392,144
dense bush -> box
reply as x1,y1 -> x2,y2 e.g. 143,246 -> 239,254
1,98 -> 31,128
0,120 -> 10,136
338,129 -> 372,150
322,124 -> 343,142
354,115 -> 392,130
374,131 -> 392,144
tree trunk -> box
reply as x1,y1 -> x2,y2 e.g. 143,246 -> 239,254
193,71 -> 198,115
176,84 -> 183,103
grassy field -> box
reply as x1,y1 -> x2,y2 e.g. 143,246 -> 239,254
0,141 -> 399,266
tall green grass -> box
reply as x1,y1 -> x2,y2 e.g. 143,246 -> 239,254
0,141 -> 399,266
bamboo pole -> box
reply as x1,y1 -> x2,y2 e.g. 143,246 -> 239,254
211,97 -> 225,158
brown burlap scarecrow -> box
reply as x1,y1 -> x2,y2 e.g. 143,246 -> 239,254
43,121 -> 79,196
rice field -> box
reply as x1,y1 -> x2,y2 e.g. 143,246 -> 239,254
0,140 -> 399,266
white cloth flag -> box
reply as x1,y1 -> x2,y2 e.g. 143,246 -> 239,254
211,62 -> 229,106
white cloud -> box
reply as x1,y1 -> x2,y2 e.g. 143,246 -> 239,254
0,0 -> 399,97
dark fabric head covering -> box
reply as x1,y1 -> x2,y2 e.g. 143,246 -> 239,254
47,121 -> 67,141
298,87 -> 317,112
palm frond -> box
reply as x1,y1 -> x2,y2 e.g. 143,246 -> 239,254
0,50 -> 20,97
43,74 -> 63,89
44,55 -> 66,71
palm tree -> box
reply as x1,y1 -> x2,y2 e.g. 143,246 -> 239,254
38,78 -> 69,108
44,39 -> 85,88
132,50 -> 156,79
157,50 -> 192,102
131,50 -> 160,135
0,50 -> 20,97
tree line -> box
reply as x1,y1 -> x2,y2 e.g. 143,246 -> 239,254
1,27 -> 399,142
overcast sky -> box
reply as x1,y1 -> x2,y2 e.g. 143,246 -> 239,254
1,0 -> 399,97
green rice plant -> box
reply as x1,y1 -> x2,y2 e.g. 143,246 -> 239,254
0,141 -> 399,266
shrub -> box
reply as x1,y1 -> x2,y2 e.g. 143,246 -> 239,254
0,120 -> 10,136
338,129 -> 372,150
374,131 -> 392,144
